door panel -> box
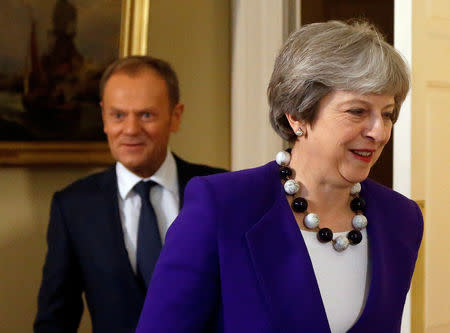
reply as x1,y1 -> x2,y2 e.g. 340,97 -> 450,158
411,0 -> 450,331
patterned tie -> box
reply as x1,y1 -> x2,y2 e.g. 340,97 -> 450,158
134,180 -> 162,288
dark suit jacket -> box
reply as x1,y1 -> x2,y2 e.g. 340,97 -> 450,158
137,161 -> 423,333
34,155 -> 226,333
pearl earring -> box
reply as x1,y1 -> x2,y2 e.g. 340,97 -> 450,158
295,128 -> 304,137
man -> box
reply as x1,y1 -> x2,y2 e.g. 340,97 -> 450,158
34,56 -> 225,332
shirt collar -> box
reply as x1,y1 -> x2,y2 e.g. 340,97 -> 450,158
116,150 -> 179,200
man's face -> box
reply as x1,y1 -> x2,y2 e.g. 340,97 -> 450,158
101,69 -> 183,178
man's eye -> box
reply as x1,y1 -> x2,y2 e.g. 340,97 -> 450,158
113,112 -> 123,119
142,112 -> 154,119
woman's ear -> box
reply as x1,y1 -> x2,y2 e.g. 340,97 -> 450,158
285,113 -> 306,137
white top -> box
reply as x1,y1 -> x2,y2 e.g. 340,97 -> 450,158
300,228 -> 370,333
116,151 -> 180,273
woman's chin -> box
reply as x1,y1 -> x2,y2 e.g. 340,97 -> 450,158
340,169 -> 370,185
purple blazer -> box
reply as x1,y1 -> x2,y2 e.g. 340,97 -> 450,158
137,161 -> 423,333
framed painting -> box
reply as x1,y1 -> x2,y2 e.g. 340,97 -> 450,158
0,0 -> 150,166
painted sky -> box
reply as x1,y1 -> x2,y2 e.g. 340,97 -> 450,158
0,0 -> 121,75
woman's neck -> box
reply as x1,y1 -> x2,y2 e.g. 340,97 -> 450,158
288,145 -> 354,230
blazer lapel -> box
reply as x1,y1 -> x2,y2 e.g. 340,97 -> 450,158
245,172 -> 331,333
348,182 -> 388,331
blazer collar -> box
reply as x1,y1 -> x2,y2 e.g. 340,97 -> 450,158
245,163 -> 388,332
245,162 -> 331,332
347,181 -> 387,331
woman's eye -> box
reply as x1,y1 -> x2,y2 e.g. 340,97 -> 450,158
347,108 -> 365,115
383,112 -> 395,121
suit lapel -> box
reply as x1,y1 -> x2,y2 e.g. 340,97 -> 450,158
245,168 -> 331,332
96,167 -> 144,288
96,167 -> 123,245
174,154 -> 192,208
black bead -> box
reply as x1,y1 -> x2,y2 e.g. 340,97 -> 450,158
347,230 -> 363,245
317,228 -> 333,243
350,197 -> 366,212
292,197 -> 308,212
279,166 -> 292,179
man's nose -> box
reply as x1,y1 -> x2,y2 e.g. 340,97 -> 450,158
123,115 -> 141,134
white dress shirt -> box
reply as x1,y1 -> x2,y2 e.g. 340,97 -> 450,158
300,229 -> 370,333
116,151 -> 180,273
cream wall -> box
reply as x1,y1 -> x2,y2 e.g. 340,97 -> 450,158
0,1 -> 230,332
0,167 -> 97,331
148,0 -> 231,169
231,0 -> 284,170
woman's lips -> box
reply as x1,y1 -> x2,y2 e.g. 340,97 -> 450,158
350,149 -> 374,163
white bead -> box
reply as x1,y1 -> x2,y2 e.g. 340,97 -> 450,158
350,183 -> 361,195
276,151 -> 291,166
304,213 -> 320,229
333,235 -> 349,252
352,214 -> 368,229
284,179 -> 299,195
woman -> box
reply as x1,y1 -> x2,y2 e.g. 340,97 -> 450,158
137,20 -> 423,333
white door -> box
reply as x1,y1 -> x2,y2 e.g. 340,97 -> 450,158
395,0 -> 450,332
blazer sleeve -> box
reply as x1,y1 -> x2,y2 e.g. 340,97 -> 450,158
410,199 -> 424,270
413,199 -> 424,253
137,177 -> 220,333
34,193 -> 84,333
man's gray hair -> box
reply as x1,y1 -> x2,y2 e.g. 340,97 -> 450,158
268,20 -> 410,142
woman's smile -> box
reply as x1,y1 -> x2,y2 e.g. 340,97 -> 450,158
349,149 -> 375,163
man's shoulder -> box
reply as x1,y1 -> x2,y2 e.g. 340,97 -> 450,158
174,154 -> 227,178
55,166 -> 115,200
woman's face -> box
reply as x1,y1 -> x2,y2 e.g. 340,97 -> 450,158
296,90 -> 395,185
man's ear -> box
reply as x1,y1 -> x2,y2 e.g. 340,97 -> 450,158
170,103 -> 184,133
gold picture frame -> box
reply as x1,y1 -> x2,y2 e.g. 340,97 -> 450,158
0,0 -> 150,166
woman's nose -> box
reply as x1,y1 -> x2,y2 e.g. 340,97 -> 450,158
364,115 -> 391,143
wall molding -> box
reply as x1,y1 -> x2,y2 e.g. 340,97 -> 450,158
231,0 -> 285,170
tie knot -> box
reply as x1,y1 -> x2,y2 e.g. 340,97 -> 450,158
134,180 -> 157,200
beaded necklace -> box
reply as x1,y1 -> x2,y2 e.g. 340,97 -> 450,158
276,150 -> 368,252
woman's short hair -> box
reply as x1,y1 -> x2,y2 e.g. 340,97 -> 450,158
99,55 -> 180,107
268,20 -> 410,142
